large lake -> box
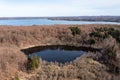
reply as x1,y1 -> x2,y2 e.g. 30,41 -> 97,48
0,19 -> 120,26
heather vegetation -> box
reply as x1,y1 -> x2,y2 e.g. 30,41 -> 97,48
0,24 -> 119,80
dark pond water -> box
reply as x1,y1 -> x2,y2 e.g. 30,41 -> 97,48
0,19 -> 120,26
31,49 -> 85,63
22,45 -> 100,63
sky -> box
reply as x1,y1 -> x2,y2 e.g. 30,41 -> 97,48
0,0 -> 120,17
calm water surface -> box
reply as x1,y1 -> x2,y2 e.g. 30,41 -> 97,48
0,19 -> 120,26
31,48 -> 86,63
22,45 -> 100,63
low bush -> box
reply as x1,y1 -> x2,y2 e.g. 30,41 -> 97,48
87,38 -> 96,45
94,27 -> 108,32
13,73 -> 19,80
91,27 -> 120,42
104,45 -> 117,61
97,45 -> 120,74
90,31 -> 101,38
27,55 -> 39,70
108,29 -> 120,42
89,27 -> 120,40
90,31 -> 109,40
83,38 -> 96,45
70,27 -> 81,36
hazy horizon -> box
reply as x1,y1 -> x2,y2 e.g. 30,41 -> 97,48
0,16 -> 120,18
0,0 -> 120,17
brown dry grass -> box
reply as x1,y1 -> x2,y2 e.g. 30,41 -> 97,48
0,47 -> 26,80
0,24 -> 119,80
0,24 -> 119,48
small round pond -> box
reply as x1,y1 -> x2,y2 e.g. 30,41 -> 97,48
21,45 -> 100,63
31,49 -> 85,63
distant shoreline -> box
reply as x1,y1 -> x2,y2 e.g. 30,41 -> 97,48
0,17 -> 120,26
0,16 -> 120,22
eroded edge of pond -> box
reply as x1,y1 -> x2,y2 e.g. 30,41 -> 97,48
21,45 -> 101,55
